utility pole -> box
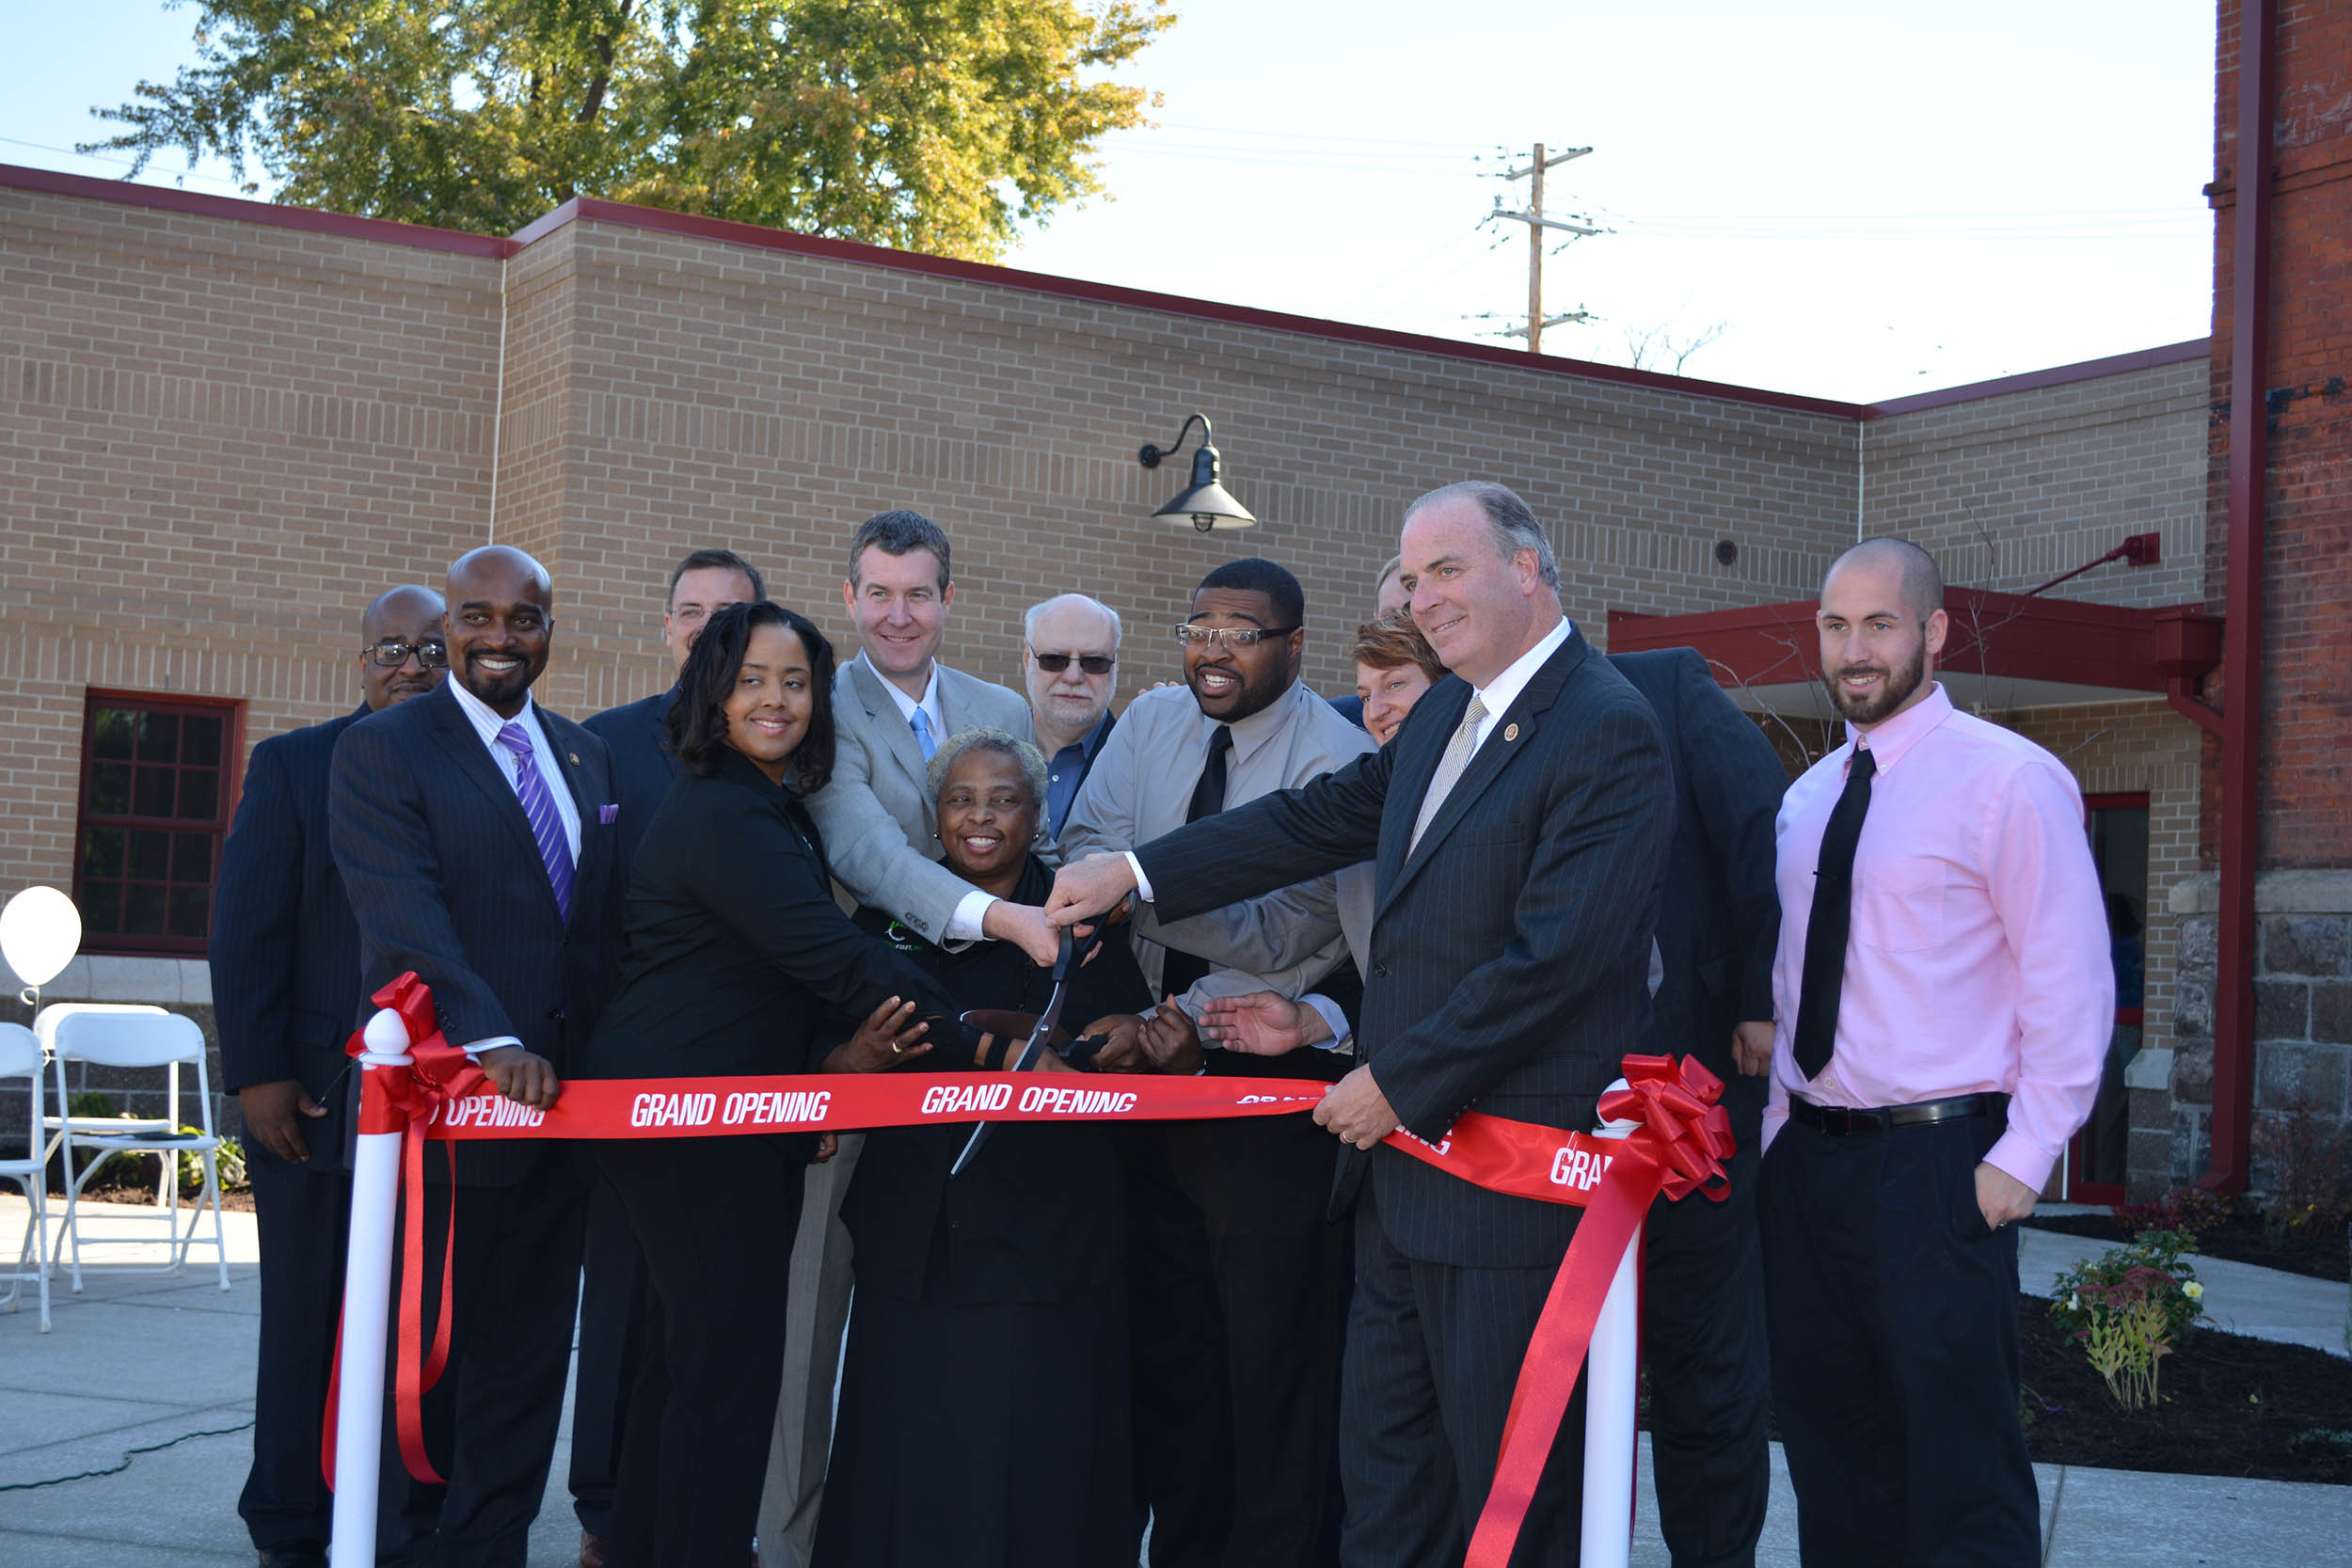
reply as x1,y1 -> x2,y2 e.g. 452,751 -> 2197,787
1491,142 -> 1599,353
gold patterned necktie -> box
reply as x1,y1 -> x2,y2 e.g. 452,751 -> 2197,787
1408,694 -> 1487,853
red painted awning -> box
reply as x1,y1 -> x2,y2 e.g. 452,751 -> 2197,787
1606,589 -> 2222,719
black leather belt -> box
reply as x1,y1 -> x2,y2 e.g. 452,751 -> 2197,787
1788,1092 -> 2007,1136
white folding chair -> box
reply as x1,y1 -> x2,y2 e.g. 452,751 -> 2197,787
49,1010 -> 230,1292
35,1003 -> 171,1221
0,1022 -> 52,1330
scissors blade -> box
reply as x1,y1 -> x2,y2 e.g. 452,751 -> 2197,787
951,927 -> 1083,1178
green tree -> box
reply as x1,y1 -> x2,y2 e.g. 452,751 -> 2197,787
85,0 -> 1172,260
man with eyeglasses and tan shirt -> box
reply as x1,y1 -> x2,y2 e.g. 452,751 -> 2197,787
1059,556 -> 1369,1568
1022,593 -> 1122,841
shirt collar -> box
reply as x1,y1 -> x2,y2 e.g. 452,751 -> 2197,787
1217,678 -> 1313,767
1844,681 -> 1953,775
446,677 -> 538,748
1057,709 -> 1114,761
858,653 -> 940,725
1471,616 -> 1573,720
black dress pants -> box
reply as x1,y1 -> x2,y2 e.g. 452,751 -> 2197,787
382,1150 -> 590,1568
237,1147 -> 349,1555
597,1135 -> 804,1568
1129,1114 -> 1344,1568
570,1169 -> 651,1537
1338,1184 -> 1585,1568
1758,1114 -> 2040,1568
1640,1070 -> 1769,1568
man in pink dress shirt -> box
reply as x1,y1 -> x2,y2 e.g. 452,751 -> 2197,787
1759,537 -> 2110,1568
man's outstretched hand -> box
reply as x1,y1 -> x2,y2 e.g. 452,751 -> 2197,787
1198,991 -> 1331,1056
478,1045 -> 561,1110
1045,852 -> 1139,929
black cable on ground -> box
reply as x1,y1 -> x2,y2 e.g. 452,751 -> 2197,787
0,1418 -> 255,1492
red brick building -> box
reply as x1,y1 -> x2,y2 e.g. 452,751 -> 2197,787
1,0 -> 2340,1201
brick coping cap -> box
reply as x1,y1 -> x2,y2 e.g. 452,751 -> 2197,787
2,160 -> 2208,423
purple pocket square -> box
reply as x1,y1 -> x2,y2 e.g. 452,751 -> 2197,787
598,803 -> 620,825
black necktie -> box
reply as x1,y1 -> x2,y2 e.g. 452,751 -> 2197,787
1158,725 -> 1233,998
1792,747 -> 1877,1081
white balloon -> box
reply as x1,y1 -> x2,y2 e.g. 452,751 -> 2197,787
1,886 -> 83,988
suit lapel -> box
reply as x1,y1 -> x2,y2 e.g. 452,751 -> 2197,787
1375,632 -> 1585,921
419,686 -> 548,876
850,657 -> 932,798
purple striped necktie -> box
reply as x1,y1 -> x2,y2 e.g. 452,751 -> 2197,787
496,721 -> 576,921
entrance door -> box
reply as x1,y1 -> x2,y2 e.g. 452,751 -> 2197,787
2067,793 -> 2149,1204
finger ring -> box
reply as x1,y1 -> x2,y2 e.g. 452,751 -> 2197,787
889,1042 -> 902,1054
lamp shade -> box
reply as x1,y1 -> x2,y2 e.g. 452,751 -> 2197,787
1152,441 -> 1257,532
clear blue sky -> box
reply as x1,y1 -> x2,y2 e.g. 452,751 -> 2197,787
0,0 -> 2217,402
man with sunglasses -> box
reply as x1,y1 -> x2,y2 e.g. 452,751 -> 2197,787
214,584 -> 446,1568
1060,557 -> 1370,1568
1022,593 -> 1122,840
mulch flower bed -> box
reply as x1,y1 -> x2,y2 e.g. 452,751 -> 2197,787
2018,1294 -> 2352,1483
2024,1211 -> 2348,1284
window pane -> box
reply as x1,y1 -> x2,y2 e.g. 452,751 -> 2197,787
91,762 -> 131,816
137,712 -> 181,764
81,826 -> 125,879
92,708 -> 135,760
183,715 -> 225,764
125,884 -> 167,935
168,885 -> 211,939
135,767 -> 178,818
174,832 -> 214,884
178,769 -> 219,821
130,830 -> 170,881
81,881 -> 123,935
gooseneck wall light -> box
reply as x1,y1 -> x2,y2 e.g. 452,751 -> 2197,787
1137,413 -> 1257,532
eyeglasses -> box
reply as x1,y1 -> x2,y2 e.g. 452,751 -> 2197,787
1030,650 -> 1118,675
365,639 -> 449,669
1173,625 -> 1299,650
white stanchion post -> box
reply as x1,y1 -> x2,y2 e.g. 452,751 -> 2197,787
329,1008 -> 414,1568
1580,1083 -> 1642,1568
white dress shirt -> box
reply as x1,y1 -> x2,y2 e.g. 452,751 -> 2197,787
445,679 -> 580,1054
446,679 -> 582,859
857,655 -> 994,945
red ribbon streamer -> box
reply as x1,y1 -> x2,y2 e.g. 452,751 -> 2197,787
1461,1053 -> 1732,1568
327,978 -> 1733,1566
323,973 -> 483,1489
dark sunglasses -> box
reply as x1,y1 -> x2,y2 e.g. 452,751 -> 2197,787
365,639 -> 449,669
1031,651 -> 1117,675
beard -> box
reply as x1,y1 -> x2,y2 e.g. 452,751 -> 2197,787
1824,639 -> 1928,725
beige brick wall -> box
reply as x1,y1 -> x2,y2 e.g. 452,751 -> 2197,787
1863,357 -> 2211,608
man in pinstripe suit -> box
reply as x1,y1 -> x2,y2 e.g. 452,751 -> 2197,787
329,545 -> 622,1568
1049,483 -> 1675,1566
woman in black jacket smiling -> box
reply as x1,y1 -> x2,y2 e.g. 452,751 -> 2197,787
580,600 -> 974,1568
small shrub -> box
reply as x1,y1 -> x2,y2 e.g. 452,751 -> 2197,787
2252,1099 -> 2351,1243
2111,1184 -> 2232,1238
2050,1230 -> 2207,1411
66,1090 -> 120,1119
179,1132 -> 246,1196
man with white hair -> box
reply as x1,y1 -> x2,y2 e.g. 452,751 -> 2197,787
1022,593 -> 1122,839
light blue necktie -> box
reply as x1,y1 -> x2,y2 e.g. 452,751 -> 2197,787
910,707 -> 937,761
496,721 -> 575,921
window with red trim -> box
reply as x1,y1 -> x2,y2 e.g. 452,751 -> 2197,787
72,691 -> 243,956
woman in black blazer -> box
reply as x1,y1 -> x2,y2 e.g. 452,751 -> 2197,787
815,726 -> 1159,1568
580,601 -> 976,1568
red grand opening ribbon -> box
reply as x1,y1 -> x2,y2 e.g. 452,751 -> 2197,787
329,978 -> 1734,1560
1460,1053 -> 1733,1568
324,973 -> 490,1489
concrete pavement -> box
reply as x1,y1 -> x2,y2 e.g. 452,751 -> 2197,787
3,1193 -> 2345,1566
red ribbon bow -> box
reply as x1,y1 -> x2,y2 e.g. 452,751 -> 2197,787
323,973 -> 486,1491
1463,1053 -> 1734,1568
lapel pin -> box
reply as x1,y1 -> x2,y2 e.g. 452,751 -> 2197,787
567,752 -> 580,766
1503,723 -> 1519,742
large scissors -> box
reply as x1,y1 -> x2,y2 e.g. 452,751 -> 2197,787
949,926 -> 1091,1177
